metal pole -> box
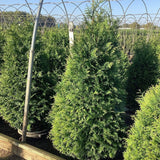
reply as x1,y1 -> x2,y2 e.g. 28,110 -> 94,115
61,0 -> 69,26
22,0 -> 44,142
92,0 -> 95,22
108,0 -> 112,19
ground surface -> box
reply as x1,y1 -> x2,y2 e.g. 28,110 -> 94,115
0,116 -> 131,160
0,117 -> 75,160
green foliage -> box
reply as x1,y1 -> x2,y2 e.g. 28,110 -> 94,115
0,11 -> 56,27
49,11 -> 128,160
0,23 -> 32,129
118,29 -> 149,55
0,23 -> 69,131
129,22 -> 140,29
126,40 -> 159,113
0,29 -> 5,67
124,83 -> 160,160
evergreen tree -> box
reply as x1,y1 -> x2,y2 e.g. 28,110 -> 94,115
124,83 -> 160,160
126,40 -> 159,113
0,29 -> 5,67
49,9 -> 128,160
0,23 -> 69,131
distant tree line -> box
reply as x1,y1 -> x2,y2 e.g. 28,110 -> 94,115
120,22 -> 158,29
0,11 -> 56,27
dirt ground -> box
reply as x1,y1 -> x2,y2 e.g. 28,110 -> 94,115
0,117 -> 75,160
0,116 -> 131,160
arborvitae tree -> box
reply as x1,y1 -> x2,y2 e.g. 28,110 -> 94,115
124,83 -> 160,160
38,27 -> 69,116
49,9 -> 129,160
0,23 -> 69,131
126,40 -> 159,113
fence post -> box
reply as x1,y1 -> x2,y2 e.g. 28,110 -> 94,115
69,21 -> 74,47
22,0 -> 44,142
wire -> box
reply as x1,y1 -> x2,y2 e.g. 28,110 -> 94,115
25,0 -> 35,21
61,0 -> 69,25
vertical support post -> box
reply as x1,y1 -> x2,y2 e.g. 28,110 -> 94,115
62,0 -> 69,25
92,0 -> 95,22
108,0 -> 112,19
22,0 -> 44,142
69,22 -> 74,48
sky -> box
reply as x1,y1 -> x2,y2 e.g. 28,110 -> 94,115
0,0 -> 160,14
0,0 -> 160,24
110,0 -> 160,15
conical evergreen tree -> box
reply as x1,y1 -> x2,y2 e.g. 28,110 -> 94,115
0,23 -> 69,131
124,83 -> 160,160
49,9 -> 128,160
126,40 -> 159,113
